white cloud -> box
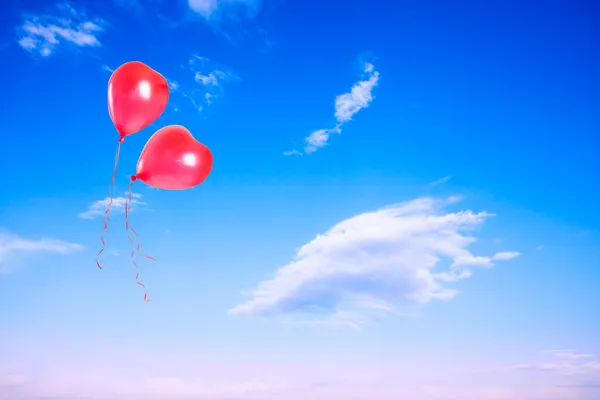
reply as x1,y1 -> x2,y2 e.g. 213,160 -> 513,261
79,193 -> 146,220
195,70 -> 227,86
189,55 -> 235,87
188,0 -> 219,18
229,196 -> 519,327
188,0 -> 258,20
286,60 -> 380,155
304,126 -> 341,154
513,362 -> 600,374
511,350 -> 600,382
545,350 -> 596,360
426,176 -> 452,189
167,79 -> 179,90
492,251 -> 521,261
0,231 -> 84,274
17,3 -> 105,57
167,55 -> 236,112
334,63 -> 379,123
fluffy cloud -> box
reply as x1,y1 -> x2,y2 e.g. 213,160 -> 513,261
333,63 -> 379,123
188,0 -> 220,18
0,231 -> 84,274
17,3 -> 105,57
286,61 -> 379,155
78,193 -> 146,220
229,196 -> 519,327
304,126 -> 341,154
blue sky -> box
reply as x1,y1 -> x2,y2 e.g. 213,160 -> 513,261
1,0 -> 599,398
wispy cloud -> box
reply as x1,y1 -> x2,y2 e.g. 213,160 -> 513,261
511,350 -> 600,379
167,55 -> 237,113
187,0 -> 260,20
491,251 -> 522,261
186,2 -> 273,51
78,193 -> 146,220
143,376 -> 272,398
513,362 -> 600,373
285,61 -> 379,155
304,126 -> 341,154
2,354 -> 598,400
229,196 -> 519,327
426,176 -> 452,189
17,3 -> 105,57
0,365 -> 29,388
545,350 -> 596,360
0,231 -> 84,274
188,0 -> 220,19
513,361 -> 600,375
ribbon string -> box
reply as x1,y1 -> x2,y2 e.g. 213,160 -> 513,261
125,179 -> 155,302
96,142 -> 121,270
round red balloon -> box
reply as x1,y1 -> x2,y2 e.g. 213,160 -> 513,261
108,61 -> 170,139
135,125 -> 213,190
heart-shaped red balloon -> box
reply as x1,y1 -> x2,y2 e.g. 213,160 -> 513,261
108,61 -> 170,139
134,125 -> 213,190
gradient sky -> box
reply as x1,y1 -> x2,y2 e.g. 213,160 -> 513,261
1,0 -> 599,399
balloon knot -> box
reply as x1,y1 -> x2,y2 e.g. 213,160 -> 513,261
130,175 -> 137,182
119,137 -> 125,143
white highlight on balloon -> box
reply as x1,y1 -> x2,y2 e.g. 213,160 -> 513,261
138,81 -> 152,100
182,153 -> 197,166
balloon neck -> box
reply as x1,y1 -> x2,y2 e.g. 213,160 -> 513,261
119,136 -> 125,143
130,175 -> 137,182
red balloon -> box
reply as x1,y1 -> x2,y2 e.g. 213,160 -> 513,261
134,125 -> 213,190
108,61 -> 170,139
